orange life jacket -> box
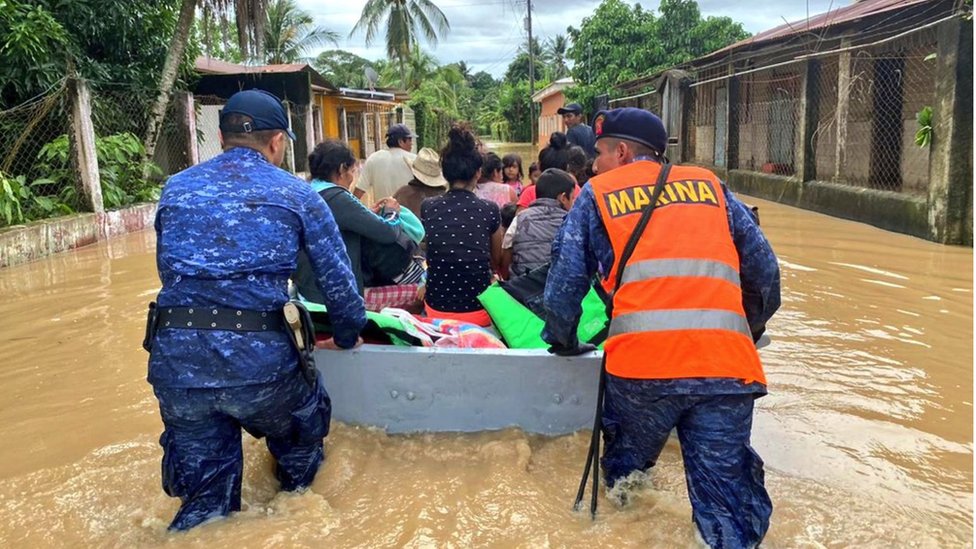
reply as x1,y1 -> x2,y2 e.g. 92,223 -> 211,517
590,160 -> 765,385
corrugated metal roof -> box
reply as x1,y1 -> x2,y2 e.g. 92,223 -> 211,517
703,0 -> 934,60
194,57 -> 337,90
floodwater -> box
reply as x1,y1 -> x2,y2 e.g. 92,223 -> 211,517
0,196 -> 972,548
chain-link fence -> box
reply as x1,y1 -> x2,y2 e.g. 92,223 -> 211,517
0,78 -> 202,228
683,26 -> 940,197
736,68 -> 802,177
0,81 -> 76,222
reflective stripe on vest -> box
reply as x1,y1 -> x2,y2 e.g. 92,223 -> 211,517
620,258 -> 741,287
589,160 -> 765,384
609,309 -> 752,339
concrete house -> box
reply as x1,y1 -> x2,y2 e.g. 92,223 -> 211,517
612,0 -> 972,244
193,57 -> 414,171
532,77 -> 575,147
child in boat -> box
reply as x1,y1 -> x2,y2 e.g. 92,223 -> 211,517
421,124 -> 503,327
503,168 -> 576,277
475,152 -> 517,207
501,153 -> 524,196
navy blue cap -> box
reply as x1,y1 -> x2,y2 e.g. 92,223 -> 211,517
220,89 -> 296,140
592,107 -> 667,153
557,102 -> 583,115
386,123 -> 418,140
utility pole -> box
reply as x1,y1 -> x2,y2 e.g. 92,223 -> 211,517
527,0 -> 536,146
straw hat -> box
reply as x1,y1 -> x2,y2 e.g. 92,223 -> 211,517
407,147 -> 448,188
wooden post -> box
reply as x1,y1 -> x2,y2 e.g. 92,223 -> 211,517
68,77 -> 103,214
726,65 -> 740,171
305,102 -> 315,157
927,18 -> 973,244
284,101 -> 296,173
797,59 -> 820,181
179,92 -> 199,166
834,37 -> 852,181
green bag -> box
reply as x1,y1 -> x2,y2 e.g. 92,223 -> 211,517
478,283 -> 607,349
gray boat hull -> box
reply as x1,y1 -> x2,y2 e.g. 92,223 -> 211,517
314,345 -> 602,435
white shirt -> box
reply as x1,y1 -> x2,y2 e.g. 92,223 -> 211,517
502,215 -> 520,249
354,147 -> 416,200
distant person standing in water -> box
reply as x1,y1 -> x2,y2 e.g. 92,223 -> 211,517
557,102 -> 596,158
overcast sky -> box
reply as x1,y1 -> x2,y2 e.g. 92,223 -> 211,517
294,0 -> 846,77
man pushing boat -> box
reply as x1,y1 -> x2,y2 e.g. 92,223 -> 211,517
543,107 -> 781,548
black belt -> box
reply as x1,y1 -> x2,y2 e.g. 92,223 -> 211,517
157,306 -> 286,332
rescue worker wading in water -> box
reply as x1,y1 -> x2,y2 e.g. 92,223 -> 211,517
543,107 -> 780,548
145,89 -> 366,531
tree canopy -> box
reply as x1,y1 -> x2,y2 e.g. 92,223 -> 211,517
566,0 -> 749,110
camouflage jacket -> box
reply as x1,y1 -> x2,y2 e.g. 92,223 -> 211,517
150,147 -> 366,388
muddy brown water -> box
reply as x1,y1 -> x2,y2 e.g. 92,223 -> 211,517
0,195 -> 971,548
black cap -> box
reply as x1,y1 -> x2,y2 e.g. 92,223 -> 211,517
386,123 -> 418,140
592,107 -> 667,153
557,102 -> 583,115
219,89 -> 296,140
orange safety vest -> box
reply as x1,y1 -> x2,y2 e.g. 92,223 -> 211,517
591,160 -> 765,385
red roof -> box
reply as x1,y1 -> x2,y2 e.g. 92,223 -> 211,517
703,0 -> 934,60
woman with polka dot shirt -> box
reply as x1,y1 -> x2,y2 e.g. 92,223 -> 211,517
420,124 -> 503,327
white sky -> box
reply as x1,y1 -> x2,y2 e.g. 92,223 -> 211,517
295,0 -> 846,77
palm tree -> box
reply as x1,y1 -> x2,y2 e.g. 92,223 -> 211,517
146,0 -> 270,162
350,0 -> 450,89
264,0 -> 338,64
543,34 -> 569,80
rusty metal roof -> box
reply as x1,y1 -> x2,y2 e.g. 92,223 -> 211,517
194,57 -> 337,90
703,0 -> 935,59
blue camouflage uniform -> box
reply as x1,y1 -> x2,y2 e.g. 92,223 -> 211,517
150,146 -> 366,530
544,177 -> 780,549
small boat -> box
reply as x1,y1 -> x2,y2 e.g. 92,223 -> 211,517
314,345 -> 602,436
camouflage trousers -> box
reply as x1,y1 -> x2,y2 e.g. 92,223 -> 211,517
153,368 -> 331,531
601,375 -> 771,549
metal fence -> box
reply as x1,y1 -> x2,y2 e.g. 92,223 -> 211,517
0,79 -> 198,227
0,82 -> 74,204
684,28 -> 940,197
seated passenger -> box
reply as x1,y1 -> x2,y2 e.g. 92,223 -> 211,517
503,168 -> 576,277
294,139 -> 422,306
421,124 -> 503,327
475,151 -> 517,208
393,147 -> 448,219
517,134 -> 582,211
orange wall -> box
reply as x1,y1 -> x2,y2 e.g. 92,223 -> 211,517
537,91 -> 567,146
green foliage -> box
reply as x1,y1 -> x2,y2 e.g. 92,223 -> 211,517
264,0 -> 339,64
0,171 -> 29,226
314,49 -> 378,88
566,0 -> 748,110
197,8 -> 245,63
0,0 -> 72,105
0,170 -> 75,227
1,0 -> 200,108
915,106 -> 933,148
36,133 -> 163,210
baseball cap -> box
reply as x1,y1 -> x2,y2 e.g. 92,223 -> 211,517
219,89 -> 296,140
387,123 -> 418,140
557,103 -> 583,115
592,107 -> 667,153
